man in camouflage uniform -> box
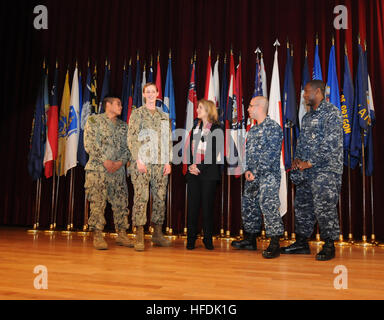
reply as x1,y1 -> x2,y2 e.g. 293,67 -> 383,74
231,96 -> 284,259
128,83 -> 173,251
84,95 -> 133,250
281,80 -> 343,261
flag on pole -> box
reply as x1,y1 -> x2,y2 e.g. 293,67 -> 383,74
148,58 -> 154,83
225,50 -> 236,165
56,71 -> 71,176
341,48 -> 354,167
298,50 -> 310,128
183,58 -> 198,175
268,41 -> 287,217
350,43 -> 368,167
235,55 -> 246,176
213,55 -> 220,108
205,48 -> 216,104
28,66 -> 47,181
122,61 -> 133,123
219,54 -> 228,125
163,53 -> 176,136
90,66 -> 98,115
283,44 -> 299,170
141,64 -> 147,106
365,49 -> 375,176
155,53 -> 163,110
98,61 -> 110,113
64,66 -> 80,175
132,56 -> 142,109
78,64 -> 92,167
326,43 -> 341,111
313,39 -> 323,80
43,63 -> 59,178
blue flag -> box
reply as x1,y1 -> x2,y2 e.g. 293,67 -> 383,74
326,45 -> 341,110
132,58 -> 142,109
313,42 -> 323,80
341,52 -> 354,167
78,66 -> 92,167
365,52 -> 375,177
163,56 -> 176,136
350,44 -> 368,168
98,63 -> 110,113
28,69 -> 47,181
283,47 -> 299,170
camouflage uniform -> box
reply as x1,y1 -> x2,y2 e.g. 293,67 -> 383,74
84,113 -> 131,231
291,100 -> 343,240
128,106 -> 173,227
242,116 -> 284,237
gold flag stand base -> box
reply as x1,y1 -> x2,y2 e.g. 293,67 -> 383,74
258,230 -> 269,243
165,228 -> 178,240
180,228 -> 188,239
355,235 -> 375,247
222,230 -> 236,241
43,224 -> 58,235
77,225 -> 91,237
335,234 -> 352,247
281,231 -> 295,245
27,224 -> 41,234
309,234 -> 324,246
61,224 -> 75,236
217,229 -> 227,239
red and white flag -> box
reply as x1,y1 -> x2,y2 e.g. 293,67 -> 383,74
268,43 -> 287,217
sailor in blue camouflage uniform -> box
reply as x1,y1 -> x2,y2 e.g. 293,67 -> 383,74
231,96 -> 284,259
281,80 -> 343,261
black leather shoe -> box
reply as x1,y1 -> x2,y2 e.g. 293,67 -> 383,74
186,238 -> 196,250
262,236 -> 281,259
231,232 -> 257,250
203,239 -> 214,250
280,235 -> 310,254
316,239 -> 335,261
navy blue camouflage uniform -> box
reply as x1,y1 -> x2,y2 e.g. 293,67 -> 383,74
242,116 -> 284,237
291,100 -> 343,241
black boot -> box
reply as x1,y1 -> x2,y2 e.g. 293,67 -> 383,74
316,239 -> 335,261
262,236 -> 281,259
203,238 -> 214,250
231,232 -> 257,250
280,234 -> 310,254
186,237 -> 196,250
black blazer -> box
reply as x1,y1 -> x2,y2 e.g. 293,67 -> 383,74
186,120 -> 223,182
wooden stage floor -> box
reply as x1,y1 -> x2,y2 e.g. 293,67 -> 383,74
0,227 -> 383,300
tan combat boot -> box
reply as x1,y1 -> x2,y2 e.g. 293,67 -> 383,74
116,230 -> 134,248
152,224 -> 171,247
93,230 -> 108,250
134,226 -> 145,251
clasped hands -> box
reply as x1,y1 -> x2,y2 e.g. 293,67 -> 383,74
292,159 -> 312,171
136,159 -> 172,176
188,164 -> 201,176
103,160 -> 124,173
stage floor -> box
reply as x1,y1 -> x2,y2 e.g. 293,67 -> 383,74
0,227 -> 383,300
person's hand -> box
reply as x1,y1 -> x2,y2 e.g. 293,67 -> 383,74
137,159 -> 147,174
245,171 -> 255,181
103,160 -> 115,173
188,164 -> 200,176
299,161 -> 312,171
292,159 -> 300,170
163,164 -> 172,176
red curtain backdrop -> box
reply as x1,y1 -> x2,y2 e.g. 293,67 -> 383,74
1,0 -> 383,239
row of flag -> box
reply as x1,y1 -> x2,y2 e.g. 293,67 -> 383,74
28,54 -> 176,181
28,38 -> 376,217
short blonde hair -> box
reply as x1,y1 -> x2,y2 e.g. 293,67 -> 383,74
142,82 -> 158,93
198,99 -> 219,124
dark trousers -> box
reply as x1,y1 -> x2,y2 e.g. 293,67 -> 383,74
187,178 -> 217,242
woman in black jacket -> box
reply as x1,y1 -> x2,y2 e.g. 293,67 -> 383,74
185,99 -> 223,250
